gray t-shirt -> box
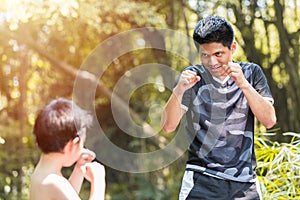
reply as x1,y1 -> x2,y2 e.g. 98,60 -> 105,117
180,61 -> 273,182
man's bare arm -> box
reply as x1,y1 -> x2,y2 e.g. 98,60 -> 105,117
224,62 -> 277,128
162,90 -> 186,133
240,83 -> 276,128
162,70 -> 200,133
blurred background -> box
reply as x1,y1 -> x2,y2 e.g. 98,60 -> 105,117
0,0 -> 299,199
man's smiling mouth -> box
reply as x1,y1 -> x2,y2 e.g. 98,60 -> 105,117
210,65 -> 222,72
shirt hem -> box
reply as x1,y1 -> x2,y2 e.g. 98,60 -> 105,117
185,164 -> 256,183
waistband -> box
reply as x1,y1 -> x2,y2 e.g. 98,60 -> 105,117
185,164 -> 225,180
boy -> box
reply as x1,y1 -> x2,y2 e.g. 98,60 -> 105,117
163,16 -> 276,199
30,98 -> 105,200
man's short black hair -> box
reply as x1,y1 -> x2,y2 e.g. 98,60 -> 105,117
193,16 -> 234,50
33,98 -> 92,153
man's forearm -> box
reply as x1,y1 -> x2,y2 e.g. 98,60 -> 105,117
162,89 -> 185,133
162,70 -> 200,133
241,83 -> 276,129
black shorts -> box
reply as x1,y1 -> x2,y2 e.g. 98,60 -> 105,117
179,170 -> 261,200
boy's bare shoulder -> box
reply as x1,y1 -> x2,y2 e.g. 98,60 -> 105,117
30,171 -> 80,200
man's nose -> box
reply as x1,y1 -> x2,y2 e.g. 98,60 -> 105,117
208,56 -> 218,66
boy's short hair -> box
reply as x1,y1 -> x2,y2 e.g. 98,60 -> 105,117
193,16 -> 234,50
33,98 -> 92,154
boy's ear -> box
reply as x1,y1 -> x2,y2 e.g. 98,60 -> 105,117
63,137 -> 80,153
72,136 -> 80,144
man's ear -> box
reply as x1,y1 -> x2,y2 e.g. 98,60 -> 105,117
231,41 -> 237,53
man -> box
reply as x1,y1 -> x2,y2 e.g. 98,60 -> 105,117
163,16 -> 276,199
30,98 -> 105,200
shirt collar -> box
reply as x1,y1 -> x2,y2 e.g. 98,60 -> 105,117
212,76 -> 230,85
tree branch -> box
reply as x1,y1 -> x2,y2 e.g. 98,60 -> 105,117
0,26 -> 159,137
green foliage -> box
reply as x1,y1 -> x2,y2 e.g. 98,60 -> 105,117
0,118 -> 38,200
256,132 -> 300,199
105,160 -> 186,200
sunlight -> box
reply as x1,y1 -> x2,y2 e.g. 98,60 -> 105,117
188,0 -> 198,8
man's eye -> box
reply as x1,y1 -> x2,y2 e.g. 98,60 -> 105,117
215,52 -> 223,57
202,54 -> 208,57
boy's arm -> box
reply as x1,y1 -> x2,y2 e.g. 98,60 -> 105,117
83,162 -> 106,200
69,161 -> 106,200
69,149 -> 96,193
68,165 -> 84,194
68,161 -> 105,200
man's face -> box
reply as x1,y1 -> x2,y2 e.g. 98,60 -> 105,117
199,42 -> 236,81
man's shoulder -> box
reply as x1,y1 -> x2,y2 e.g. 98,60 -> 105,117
183,65 -> 202,74
236,61 -> 261,70
236,61 -> 265,78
